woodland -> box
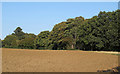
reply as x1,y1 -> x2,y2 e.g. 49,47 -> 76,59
1,10 -> 120,51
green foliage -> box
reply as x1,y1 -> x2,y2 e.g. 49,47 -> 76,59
76,10 -> 120,51
14,27 -> 25,40
3,27 -> 36,49
24,33 -> 36,39
2,35 -> 17,48
48,16 -> 85,50
34,31 -> 49,49
18,37 -> 35,49
48,22 -> 68,50
2,10 -> 120,51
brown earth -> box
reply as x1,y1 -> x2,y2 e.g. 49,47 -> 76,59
2,48 -> 119,72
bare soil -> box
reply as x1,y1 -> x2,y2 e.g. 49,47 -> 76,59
2,48 -> 119,72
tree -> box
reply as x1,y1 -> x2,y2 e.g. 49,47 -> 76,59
2,10 -> 120,51
2,35 -> 17,48
34,31 -> 50,49
18,37 -> 35,49
66,16 -> 85,49
24,33 -> 36,39
14,27 -> 25,40
48,22 -> 68,50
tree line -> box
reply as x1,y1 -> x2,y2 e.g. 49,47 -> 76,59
1,10 -> 120,51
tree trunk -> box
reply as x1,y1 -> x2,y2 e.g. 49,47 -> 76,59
71,44 -> 74,49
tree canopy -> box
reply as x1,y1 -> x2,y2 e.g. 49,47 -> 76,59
2,10 -> 120,51
34,31 -> 50,49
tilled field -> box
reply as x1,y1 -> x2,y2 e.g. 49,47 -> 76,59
2,48 -> 119,72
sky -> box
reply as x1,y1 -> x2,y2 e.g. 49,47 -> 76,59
2,2 -> 118,40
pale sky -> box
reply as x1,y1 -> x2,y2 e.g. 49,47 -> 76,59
2,2 -> 118,40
